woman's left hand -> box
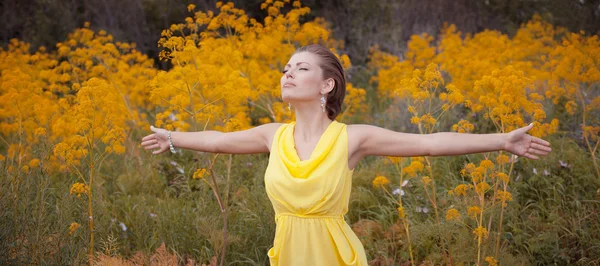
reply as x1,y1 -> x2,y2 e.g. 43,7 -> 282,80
503,123 -> 552,160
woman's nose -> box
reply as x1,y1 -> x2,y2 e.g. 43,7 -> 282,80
285,70 -> 294,79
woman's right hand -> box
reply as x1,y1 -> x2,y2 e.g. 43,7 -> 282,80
141,126 -> 171,155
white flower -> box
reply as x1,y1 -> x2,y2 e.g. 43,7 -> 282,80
392,188 -> 405,196
170,161 -> 184,174
559,160 -> 570,168
543,169 -> 550,176
119,222 -> 127,231
416,206 -> 429,213
401,180 -> 409,187
149,212 -> 157,218
533,168 -> 538,175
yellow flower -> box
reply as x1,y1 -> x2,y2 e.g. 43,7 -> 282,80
470,171 -> 483,183
193,168 -> 207,179
453,184 -> 469,196
69,182 -> 89,198
496,191 -> 513,205
421,176 -> 432,186
385,156 -> 403,164
496,172 -> 509,183
473,226 -> 489,239
475,182 -> 491,195
397,207 -> 405,219
480,159 -> 494,170
445,208 -> 461,221
69,222 -> 80,235
187,4 -> 196,12
460,163 -> 476,177
485,256 -> 498,266
467,206 -> 482,218
28,158 -> 41,168
496,154 -> 510,165
372,175 -> 390,187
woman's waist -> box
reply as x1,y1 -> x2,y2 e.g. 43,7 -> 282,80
274,212 -> 345,221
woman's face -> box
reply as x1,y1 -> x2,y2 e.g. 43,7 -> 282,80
280,52 -> 329,103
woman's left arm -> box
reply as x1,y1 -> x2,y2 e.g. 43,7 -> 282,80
352,123 -> 551,159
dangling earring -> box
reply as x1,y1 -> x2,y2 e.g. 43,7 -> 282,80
320,95 -> 326,113
288,103 -> 291,111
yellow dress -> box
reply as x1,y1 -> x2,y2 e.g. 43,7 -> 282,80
265,120 -> 368,266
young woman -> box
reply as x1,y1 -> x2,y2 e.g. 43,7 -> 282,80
141,44 -> 552,266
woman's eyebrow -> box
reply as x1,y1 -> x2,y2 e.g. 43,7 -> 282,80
285,62 -> 312,67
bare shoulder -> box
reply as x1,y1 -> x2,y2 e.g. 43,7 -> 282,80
346,124 -> 374,166
262,122 -> 285,152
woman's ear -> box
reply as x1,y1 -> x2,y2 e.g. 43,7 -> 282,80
321,78 -> 335,94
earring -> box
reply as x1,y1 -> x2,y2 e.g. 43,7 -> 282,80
288,103 -> 291,111
320,95 -> 326,113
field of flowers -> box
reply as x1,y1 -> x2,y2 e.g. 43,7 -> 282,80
1,0 -> 599,265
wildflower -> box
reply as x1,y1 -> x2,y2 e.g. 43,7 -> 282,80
475,182 -> 491,195
543,169 -> 550,176
472,226 -> 489,239
470,171 -> 483,183
496,172 -> 509,183
421,176 -> 432,186
533,168 -> 538,175
397,207 -> 405,219
467,206 -> 482,218
119,222 -> 127,231
193,168 -> 207,179
445,208 -> 461,221
28,158 -> 41,168
392,188 -> 405,196
416,206 -> 429,213
496,191 -> 513,204
480,159 -> 494,170
496,154 -> 510,165
69,222 -> 80,235
372,175 -> 390,187
386,156 -> 403,164
460,163 -> 476,176
69,182 -> 89,198
401,180 -> 409,187
453,184 -> 469,196
559,160 -> 570,168
485,256 -> 498,266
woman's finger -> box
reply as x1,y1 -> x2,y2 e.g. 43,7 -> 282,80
145,143 -> 160,150
532,137 -> 550,146
531,142 -> 552,152
141,139 -> 157,147
529,147 -> 549,156
524,152 -> 539,160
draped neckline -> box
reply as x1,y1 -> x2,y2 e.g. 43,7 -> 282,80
278,120 -> 344,179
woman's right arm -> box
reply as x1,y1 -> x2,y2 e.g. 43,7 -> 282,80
141,123 -> 282,155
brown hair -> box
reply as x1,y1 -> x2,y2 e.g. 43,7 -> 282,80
295,44 -> 346,120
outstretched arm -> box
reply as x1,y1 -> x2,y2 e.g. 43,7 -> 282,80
353,123 -> 551,159
141,123 -> 282,155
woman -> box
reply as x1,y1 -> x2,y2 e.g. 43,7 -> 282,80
141,44 -> 552,265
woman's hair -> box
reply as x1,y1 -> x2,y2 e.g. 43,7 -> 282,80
295,44 -> 346,120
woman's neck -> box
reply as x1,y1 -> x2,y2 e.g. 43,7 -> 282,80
293,108 -> 333,142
